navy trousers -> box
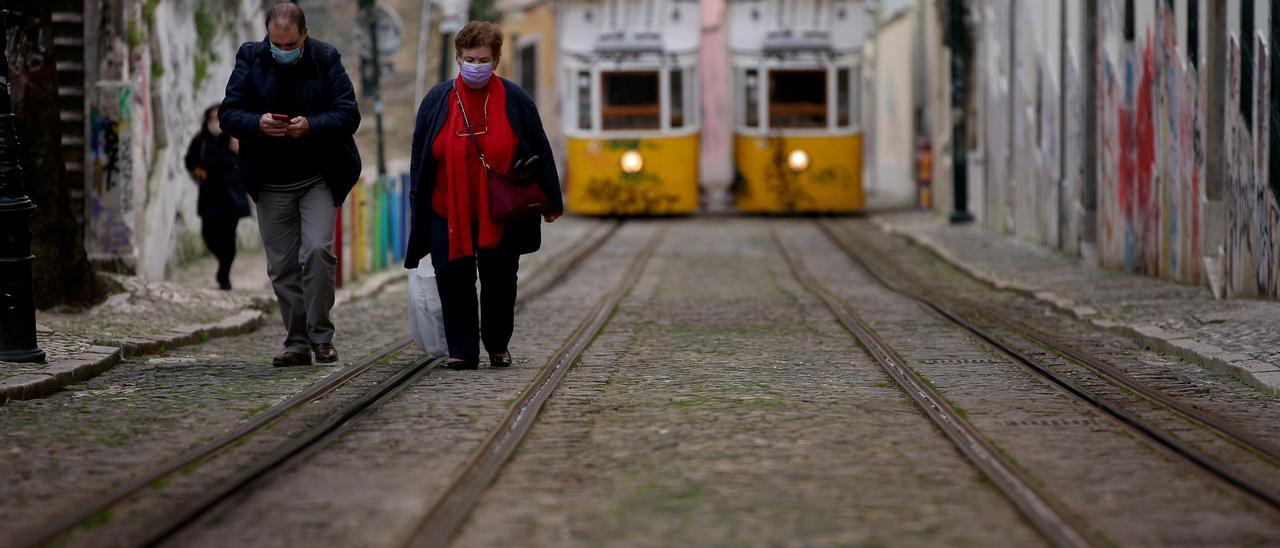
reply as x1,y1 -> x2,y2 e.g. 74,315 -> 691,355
428,212 -> 520,360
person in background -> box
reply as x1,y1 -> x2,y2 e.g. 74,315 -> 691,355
404,21 -> 564,371
185,104 -> 250,291
219,2 -> 361,367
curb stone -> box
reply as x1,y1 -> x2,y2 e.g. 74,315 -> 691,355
0,270 -> 407,405
869,215 -> 1280,396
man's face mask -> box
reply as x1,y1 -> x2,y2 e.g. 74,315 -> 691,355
271,43 -> 303,65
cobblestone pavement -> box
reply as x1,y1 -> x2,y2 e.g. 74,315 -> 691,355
829,219 -> 1280,501
872,211 -> 1280,389
0,216 -> 604,546
8,217 -> 1280,547
801,221 -> 1280,545
0,252 -> 273,380
451,219 -> 1039,547
167,222 -> 660,547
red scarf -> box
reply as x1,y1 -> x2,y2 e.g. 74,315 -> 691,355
431,78 -> 516,261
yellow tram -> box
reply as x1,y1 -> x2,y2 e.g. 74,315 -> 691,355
729,0 -> 867,213
559,0 -> 701,216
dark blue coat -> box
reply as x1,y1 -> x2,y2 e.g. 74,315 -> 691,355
218,37 -> 361,206
184,130 -> 251,219
403,77 -> 564,269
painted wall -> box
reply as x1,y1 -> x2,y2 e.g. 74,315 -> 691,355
86,0 -> 260,280
868,10 -> 919,206
1224,0 -> 1280,298
905,0 -> 1280,300
700,0 -> 733,198
1096,0 -> 1206,284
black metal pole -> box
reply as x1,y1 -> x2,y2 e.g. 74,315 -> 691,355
360,1 -> 387,178
0,5 -> 46,363
948,0 -> 973,224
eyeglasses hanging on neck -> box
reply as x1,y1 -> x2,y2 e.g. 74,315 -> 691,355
455,84 -> 491,137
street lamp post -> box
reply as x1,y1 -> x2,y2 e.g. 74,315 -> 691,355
947,0 -> 974,224
0,6 -> 46,363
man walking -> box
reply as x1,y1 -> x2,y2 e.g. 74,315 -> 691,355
219,3 -> 361,366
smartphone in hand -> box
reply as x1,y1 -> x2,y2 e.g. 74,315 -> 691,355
270,113 -> 292,122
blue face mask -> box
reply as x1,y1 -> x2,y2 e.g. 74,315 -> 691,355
271,43 -> 303,65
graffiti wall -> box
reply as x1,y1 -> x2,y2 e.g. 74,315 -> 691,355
87,80 -> 147,268
85,0 -> 259,279
1224,3 -> 1280,299
1095,0 -> 1204,284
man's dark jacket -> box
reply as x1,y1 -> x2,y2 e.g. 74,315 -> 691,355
403,77 -> 564,269
219,37 -> 361,206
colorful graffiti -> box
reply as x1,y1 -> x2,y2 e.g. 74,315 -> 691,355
1097,0 -> 1204,285
87,84 -> 140,260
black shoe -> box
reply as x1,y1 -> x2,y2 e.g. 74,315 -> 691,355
272,351 -> 312,367
489,353 -> 512,368
311,343 -> 339,363
441,358 -> 479,370
216,273 -> 232,290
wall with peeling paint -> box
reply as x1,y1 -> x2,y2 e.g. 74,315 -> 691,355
85,0 -> 260,280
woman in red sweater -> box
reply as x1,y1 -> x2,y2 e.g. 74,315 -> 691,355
406,22 -> 564,370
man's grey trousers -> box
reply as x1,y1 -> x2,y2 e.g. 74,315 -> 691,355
256,183 -> 337,354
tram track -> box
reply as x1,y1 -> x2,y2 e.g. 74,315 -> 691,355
401,227 -> 663,547
13,219 -> 624,548
810,220 -> 1280,526
773,227 -> 1095,548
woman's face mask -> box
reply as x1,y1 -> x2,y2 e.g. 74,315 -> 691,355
458,47 -> 496,87
459,61 -> 494,87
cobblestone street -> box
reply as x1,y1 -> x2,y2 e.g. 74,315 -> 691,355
6,217 -> 1280,547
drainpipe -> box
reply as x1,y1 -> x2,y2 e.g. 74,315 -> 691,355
948,0 -> 973,223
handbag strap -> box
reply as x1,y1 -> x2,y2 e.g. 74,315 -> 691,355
452,86 -> 495,172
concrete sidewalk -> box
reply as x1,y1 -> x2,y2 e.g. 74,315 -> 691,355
872,211 -> 1280,395
0,250 -> 404,403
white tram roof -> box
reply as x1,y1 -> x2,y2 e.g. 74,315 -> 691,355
559,0 -> 701,58
728,0 -> 870,56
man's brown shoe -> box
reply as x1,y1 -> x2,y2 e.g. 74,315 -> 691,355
312,343 -> 339,363
272,351 -> 312,367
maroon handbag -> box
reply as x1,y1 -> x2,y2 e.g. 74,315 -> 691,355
455,89 -> 549,223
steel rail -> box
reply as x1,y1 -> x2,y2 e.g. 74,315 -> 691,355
402,227 -> 665,548
816,220 -> 1280,512
774,227 -> 1096,548
16,219 -> 625,548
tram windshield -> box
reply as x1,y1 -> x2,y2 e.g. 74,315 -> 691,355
602,71 -> 661,130
769,70 -> 827,128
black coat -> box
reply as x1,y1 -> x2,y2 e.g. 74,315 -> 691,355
218,37 -> 361,206
184,130 -> 250,219
403,77 -> 564,269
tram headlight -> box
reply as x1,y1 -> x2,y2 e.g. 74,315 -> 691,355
787,149 -> 811,173
620,150 -> 644,174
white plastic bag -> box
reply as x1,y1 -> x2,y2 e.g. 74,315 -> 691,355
408,257 -> 448,358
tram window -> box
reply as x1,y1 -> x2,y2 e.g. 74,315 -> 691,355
769,70 -> 827,128
670,69 -> 684,128
602,71 -> 661,130
577,71 -> 592,130
837,68 -> 851,127
744,69 -> 760,128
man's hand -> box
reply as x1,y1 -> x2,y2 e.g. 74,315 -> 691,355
194,167 -> 208,182
228,137 -> 240,154
286,116 -> 311,138
543,212 -> 562,223
260,113 -> 288,137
